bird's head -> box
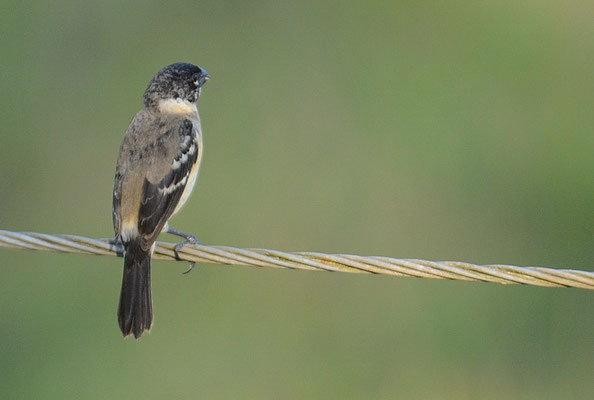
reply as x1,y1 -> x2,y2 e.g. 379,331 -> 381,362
143,63 -> 209,113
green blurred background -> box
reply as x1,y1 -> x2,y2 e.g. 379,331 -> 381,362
1,1 -> 593,398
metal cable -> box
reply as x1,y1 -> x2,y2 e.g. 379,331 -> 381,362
0,230 -> 592,290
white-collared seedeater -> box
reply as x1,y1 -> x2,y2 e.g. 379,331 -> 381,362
112,63 -> 209,339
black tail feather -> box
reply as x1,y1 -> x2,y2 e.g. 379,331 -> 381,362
118,240 -> 153,339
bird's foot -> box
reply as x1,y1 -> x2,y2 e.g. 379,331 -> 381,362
165,227 -> 200,274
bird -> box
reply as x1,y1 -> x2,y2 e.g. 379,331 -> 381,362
112,62 -> 209,339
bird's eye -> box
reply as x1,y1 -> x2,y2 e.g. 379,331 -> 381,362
191,73 -> 201,87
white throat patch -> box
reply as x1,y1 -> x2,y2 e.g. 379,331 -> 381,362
158,98 -> 197,115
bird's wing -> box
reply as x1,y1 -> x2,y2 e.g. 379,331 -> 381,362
112,168 -> 123,242
137,119 -> 199,250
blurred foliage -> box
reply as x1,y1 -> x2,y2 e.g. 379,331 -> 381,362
0,1 -> 593,399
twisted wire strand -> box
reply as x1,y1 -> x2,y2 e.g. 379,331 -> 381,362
1,230 -> 592,290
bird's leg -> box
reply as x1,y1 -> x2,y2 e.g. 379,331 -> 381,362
165,226 -> 200,274
109,236 -> 125,257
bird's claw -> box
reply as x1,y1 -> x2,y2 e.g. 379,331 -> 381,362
165,227 -> 200,275
181,262 -> 196,274
172,236 -> 200,274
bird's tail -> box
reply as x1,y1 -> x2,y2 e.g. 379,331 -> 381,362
118,239 -> 153,339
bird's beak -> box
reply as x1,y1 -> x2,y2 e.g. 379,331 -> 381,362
199,71 -> 210,86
